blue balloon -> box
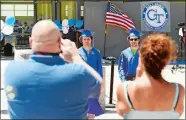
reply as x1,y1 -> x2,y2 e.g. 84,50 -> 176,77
0,32 -> 4,41
56,23 -> 62,30
68,19 -> 76,27
4,23 -> 14,28
75,20 -> 83,28
54,20 -> 61,26
5,16 -> 16,26
58,25 -> 62,30
9,23 -> 14,27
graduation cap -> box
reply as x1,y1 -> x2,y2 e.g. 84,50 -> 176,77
127,28 -> 143,39
77,29 -> 95,38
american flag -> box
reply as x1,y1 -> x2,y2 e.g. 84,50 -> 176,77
106,2 -> 135,31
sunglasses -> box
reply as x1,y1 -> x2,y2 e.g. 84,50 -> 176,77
129,38 -> 138,41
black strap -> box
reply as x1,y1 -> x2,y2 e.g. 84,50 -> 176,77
124,82 -> 134,110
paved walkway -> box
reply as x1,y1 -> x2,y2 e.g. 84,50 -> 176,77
1,60 -> 185,119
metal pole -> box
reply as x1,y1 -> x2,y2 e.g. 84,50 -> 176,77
103,24 -> 107,59
51,0 -> 56,21
33,0 -> 37,22
55,0 -> 61,20
55,0 -> 58,20
109,60 -> 115,104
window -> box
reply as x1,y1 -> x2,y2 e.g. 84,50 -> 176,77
80,5 -> 84,17
2,11 -> 14,16
65,5 -> 68,17
15,5 -> 27,10
28,4 -> 34,16
28,5 -> 34,11
1,4 -> 14,16
61,1 -> 75,20
15,4 -> 27,16
15,11 -> 27,16
1,4 -> 14,10
1,4 -> 34,16
28,11 -> 34,16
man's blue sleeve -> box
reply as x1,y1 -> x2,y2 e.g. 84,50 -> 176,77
118,52 -> 127,81
97,51 -> 103,78
84,68 -> 101,98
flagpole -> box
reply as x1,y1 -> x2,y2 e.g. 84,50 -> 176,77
103,24 -> 107,59
103,1 -> 110,59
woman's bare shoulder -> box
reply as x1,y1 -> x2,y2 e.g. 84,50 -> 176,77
177,83 -> 185,101
174,83 -> 185,116
116,81 -> 133,115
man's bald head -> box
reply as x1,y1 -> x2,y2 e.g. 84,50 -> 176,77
30,20 -> 62,52
31,20 -> 61,44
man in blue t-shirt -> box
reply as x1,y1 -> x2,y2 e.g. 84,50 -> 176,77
4,20 -> 103,119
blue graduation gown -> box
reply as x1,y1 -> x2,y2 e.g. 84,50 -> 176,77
78,47 -> 103,77
78,47 -> 104,116
118,47 -> 139,81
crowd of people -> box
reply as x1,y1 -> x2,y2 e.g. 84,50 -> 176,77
4,20 -> 185,119
14,20 -> 33,34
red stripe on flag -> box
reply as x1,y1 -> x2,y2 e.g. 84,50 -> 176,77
106,21 -> 131,31
106,19 -> 132,30
106,16 -> 135,29
106,12 -> 134,26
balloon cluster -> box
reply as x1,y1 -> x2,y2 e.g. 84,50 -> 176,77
54,19 -> 83,34
0,16 -> 16,41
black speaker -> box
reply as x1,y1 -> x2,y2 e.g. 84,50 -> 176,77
62,27 -> 76,42
4,43 -> 13,56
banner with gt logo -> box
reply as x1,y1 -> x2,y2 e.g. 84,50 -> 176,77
141,1 -> 170,32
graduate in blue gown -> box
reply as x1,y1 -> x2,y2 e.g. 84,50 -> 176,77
78,29 -> 103,77
118,28 -> 142,81
78,29 -> 104,117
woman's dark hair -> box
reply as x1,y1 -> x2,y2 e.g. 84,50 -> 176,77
140,33 -> 176,79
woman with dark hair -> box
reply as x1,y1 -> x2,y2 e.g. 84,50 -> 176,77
116,33 -> 185,119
